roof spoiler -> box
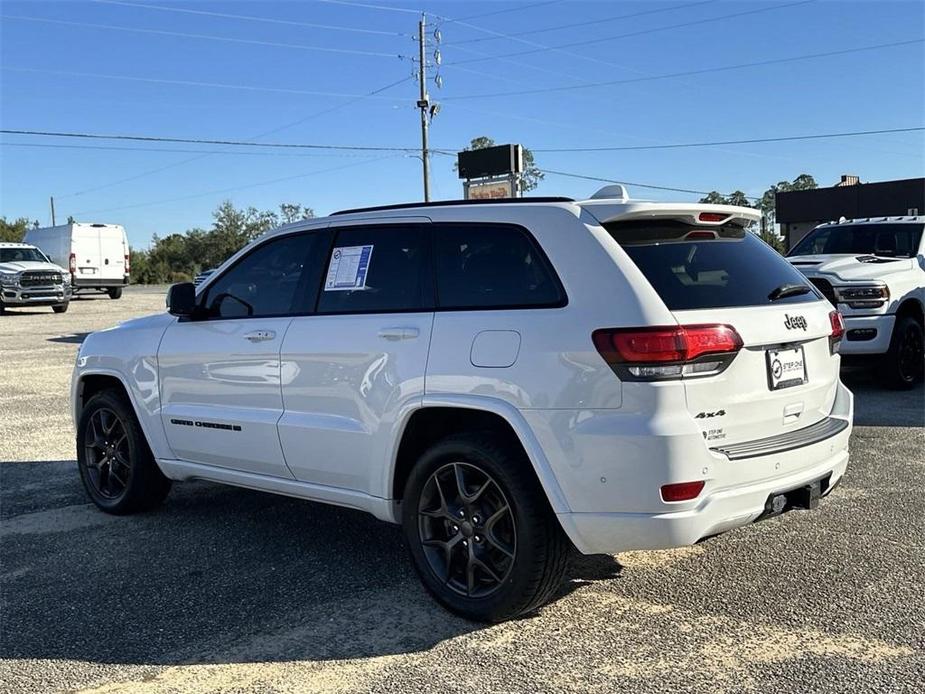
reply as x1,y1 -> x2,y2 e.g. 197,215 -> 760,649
589,184 -> 630,201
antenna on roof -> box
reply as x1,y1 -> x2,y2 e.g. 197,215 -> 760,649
590,184 -> 629,201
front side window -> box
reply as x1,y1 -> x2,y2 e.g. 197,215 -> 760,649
202,233 -> 317,318
790,223 -> 924,258
434,224 -> 565,310
317,225 -> 431,314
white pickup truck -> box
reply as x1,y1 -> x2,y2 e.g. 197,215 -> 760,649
787,216 -> 924,388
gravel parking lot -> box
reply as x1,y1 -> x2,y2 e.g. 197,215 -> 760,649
1,287 -> 923,694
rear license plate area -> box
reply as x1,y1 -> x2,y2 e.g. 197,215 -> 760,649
766,345 -> 806,390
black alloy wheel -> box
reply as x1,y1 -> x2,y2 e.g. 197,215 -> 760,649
83,407 -> 132,500
896,319 -> 924,385
402,433 -> 570,622
418,462 -> 517,598
76,389 -> 171,513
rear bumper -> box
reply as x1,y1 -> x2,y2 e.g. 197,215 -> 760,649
1,286 -> 70,306
73,276 -> 129,289
559,447 -> 848,554
839,314 -> 894,355
527,381 -> 853,555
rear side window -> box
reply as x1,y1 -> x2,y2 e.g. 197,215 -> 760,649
434,224 -> 565,310
610,221 -> 820,310
317,225 -> 431,314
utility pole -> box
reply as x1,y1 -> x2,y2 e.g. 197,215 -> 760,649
416,13 -> 430,202
50,196 -> 56,226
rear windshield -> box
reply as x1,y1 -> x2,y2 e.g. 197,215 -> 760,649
608,221 -> 820,310
788,222 -> 923,258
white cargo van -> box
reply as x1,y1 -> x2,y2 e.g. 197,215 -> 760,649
25,223 -> 129,299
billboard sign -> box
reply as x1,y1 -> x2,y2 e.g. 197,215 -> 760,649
457,144 -> 523,180
465,178 -> 516,200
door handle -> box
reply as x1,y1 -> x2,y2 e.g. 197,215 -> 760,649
244,330 -> 276,343
378,327 -> 419,341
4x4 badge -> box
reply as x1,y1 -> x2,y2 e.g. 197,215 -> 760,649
784,314 -> 807,331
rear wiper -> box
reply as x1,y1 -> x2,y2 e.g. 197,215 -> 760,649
768,283 -> 812,301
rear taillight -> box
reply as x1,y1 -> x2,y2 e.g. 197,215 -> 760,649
592,324 -> 743,381
829,311 -> 845,354
68,253 -> 76,274
661,480 -> 705,502
124,253 -> 130,274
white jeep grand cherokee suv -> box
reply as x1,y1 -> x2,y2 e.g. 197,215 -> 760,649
787,216 -> 925,388
72,191 -> 853,621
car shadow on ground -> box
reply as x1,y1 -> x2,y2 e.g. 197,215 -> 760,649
0,462 -> 615,668
840,368 -> 924,427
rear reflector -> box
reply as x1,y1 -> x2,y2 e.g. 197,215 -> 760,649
661,480 -> 705,502
698,212 -> 729,223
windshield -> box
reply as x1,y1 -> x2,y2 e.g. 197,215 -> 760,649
789,223 -> 923,258
0,247 -> 49,264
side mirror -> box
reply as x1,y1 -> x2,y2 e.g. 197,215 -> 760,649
166,282 -> 197,317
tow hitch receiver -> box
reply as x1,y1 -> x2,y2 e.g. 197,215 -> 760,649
758,474 -> 831,521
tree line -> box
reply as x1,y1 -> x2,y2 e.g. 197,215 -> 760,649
0,201 -> 314,284
130,201 -> 314,284
697,174 -> 818,253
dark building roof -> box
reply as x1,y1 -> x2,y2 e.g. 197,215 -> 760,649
776,177 -> 925,224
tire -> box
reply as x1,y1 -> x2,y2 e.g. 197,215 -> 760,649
52,303 -> 69,313
0,299 -> 5,314
108,287 -> 123,300
76,388 -> 171,514
402,432 -> 569,622
880,315 -> 924,389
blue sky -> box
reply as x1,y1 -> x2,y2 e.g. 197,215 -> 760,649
1,0 -> 923,249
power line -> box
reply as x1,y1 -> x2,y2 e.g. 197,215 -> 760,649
1,129 -> 439,153
6,126 -> 919,157
92,0 -> 408,36
445,0 -> 817,65
531,127 -> 925,152
1,142 -> 388,158
2,67 -> 409,101
444,1 -> 716,45
70,155 -> 405,216
60,75 -> 413,198
538,168 -> 756,200
442,0 -> 559,24
0,15 -> 400,58
441,38 -> 925,99
313,0 -> 422,15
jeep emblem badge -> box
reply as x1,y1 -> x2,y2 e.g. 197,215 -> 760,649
784,314 -> 807,331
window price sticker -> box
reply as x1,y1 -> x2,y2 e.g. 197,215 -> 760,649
324,244 -> 373,291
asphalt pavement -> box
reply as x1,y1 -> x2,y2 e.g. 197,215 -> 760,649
1,287 -> 923,693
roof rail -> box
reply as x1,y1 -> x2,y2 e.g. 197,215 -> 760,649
330,196 -> 575,216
